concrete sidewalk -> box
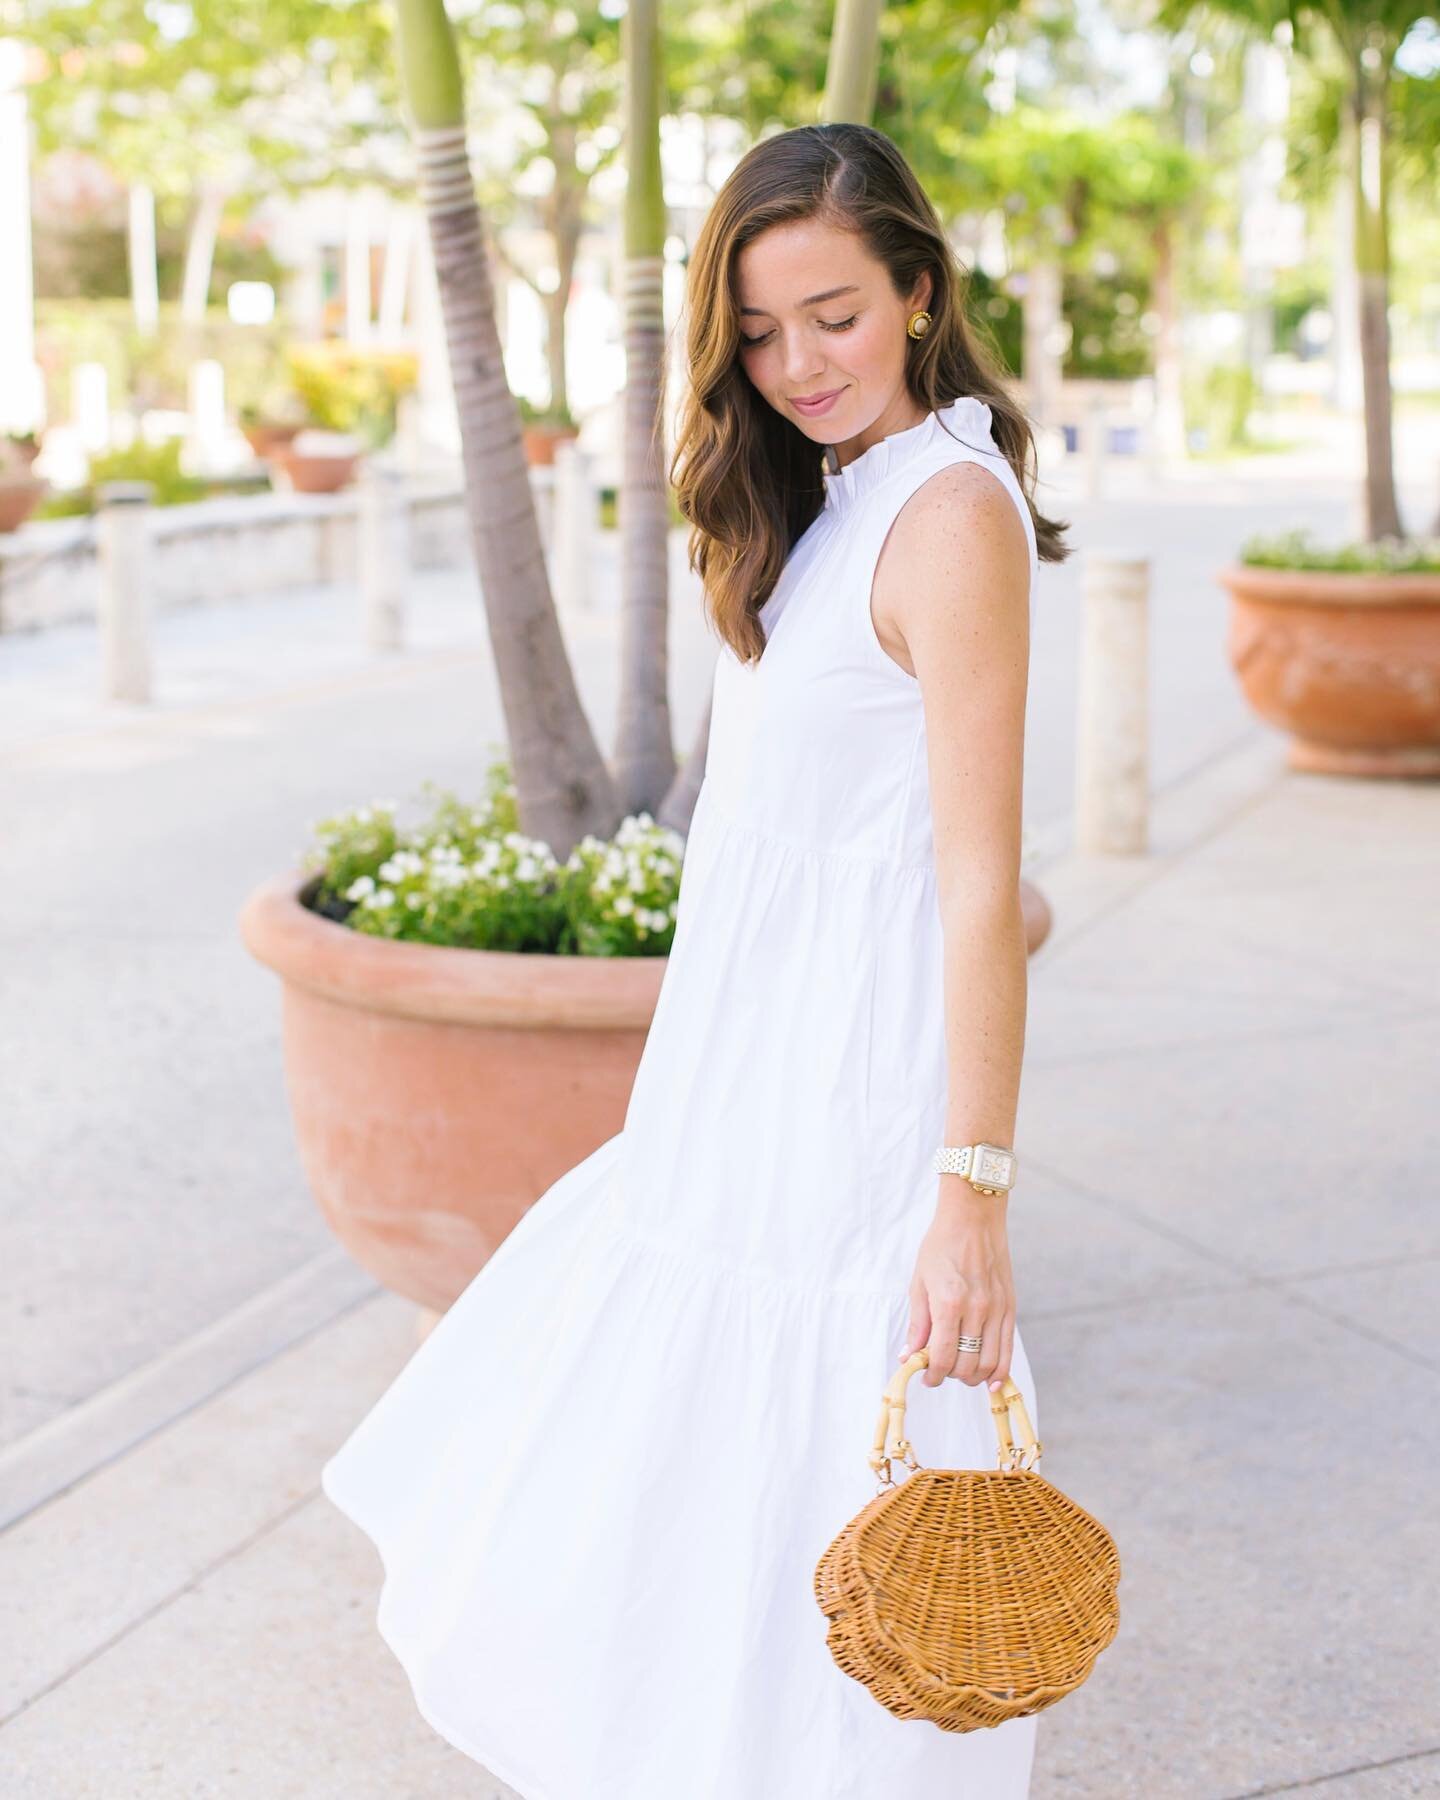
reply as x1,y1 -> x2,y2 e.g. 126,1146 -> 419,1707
4,733 -> 1436,1798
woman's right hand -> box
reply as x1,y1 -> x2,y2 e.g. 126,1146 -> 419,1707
900,1184 -> 1016,1392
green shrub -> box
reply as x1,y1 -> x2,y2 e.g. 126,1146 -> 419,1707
1239,530 -> 1440,573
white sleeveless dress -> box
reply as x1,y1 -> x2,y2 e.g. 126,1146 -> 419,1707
322,394 -> 1042,1800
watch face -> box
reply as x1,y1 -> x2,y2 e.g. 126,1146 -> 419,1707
976,1146 -> 1015,1186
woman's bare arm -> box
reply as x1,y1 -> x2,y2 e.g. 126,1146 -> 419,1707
870,460 -> 1033,1391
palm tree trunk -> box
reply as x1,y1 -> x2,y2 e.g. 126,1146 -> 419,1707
1150,218 -> 1187,463
396,0 -> 618,856
616,0 -> 676,818
180,186 -> 225,326
542,121 -> 583,417
1351,41 -> 1403,540
1022,256 -> 1064,432
822,0 -> 886,122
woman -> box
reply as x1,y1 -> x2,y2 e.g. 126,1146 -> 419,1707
323,120 -> 1071,1799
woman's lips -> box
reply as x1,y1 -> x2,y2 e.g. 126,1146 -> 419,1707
792,388 -> 844,416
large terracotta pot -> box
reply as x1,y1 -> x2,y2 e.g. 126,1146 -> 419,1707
240,868 -> 1054,1311
239,872 -> 665,1310
0,474 -> 46,533
270,445 -> 361,494
1220,563 -> 1440,777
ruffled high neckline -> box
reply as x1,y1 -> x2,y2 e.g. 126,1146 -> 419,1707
820,394 -> 996,512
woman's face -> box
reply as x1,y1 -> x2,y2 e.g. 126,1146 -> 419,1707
733,217 -> 931,457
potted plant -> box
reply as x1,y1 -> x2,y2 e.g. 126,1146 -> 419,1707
518,395 -> 581,467
0,434 -> 48,533
1219,531 -> 1440,777
240,765 -> 679,1311
239,390 -> 312,460
269,427 -> 365,494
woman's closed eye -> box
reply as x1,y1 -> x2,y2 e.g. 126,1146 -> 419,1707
739,315 -> 859,348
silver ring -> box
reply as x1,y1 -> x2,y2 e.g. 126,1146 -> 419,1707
956,1333 -> 983,1353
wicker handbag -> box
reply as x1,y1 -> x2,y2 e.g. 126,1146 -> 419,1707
813,1349 -> 1121,1732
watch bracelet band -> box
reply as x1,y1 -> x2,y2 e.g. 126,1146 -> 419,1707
932,1142 -> 1017,1193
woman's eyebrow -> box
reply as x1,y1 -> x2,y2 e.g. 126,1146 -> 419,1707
738,284 -> 861,316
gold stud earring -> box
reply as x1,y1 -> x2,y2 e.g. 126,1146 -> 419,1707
906,309 -> 933,341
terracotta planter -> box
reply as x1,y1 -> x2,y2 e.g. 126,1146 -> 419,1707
522,422 -> 580,467
1220,563 -> 1440,777
271,446 -> 361,494
242,421 -> 303,459
239,872 -> 666,1311
0,474 -> 46,534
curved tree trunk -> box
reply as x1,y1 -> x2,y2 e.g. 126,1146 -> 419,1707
615,0 -> 676,818
1150,218 -> 1187,463
1351,43 -> 1403,540
397,0 -> 618,858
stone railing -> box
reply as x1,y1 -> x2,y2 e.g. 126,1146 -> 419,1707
0,482 -> 477,636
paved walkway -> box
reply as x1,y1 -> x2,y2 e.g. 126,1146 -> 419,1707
2,443 -> 1438,1794
4,734 -> 1437,1796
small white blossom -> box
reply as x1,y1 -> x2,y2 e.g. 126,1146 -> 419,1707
346,875 -> 376,900
612,893 -> 634,915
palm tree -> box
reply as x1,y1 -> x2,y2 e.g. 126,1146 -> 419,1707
1160,0 -> 1430,540
395,0 -> 619,858
615,0 -> 676,819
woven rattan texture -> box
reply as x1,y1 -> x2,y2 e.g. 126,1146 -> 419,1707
814,1447 -> 1121,1730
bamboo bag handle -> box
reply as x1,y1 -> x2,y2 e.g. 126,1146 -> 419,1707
869,1351 -> 1043,1490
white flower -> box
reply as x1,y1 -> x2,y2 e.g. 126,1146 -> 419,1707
612,893 -> 634,915
495,873 -> 511,889
516,856 -> 539,882
372,887 -> 396,908
406,891 -> 424,908
346,875 -> 376,900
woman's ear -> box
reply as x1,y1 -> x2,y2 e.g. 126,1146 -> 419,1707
910,270 -> 934,314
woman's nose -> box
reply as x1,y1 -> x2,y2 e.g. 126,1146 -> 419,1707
781,334 -> 825,382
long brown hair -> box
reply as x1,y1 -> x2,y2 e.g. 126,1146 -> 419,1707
669,121 -> 1071,667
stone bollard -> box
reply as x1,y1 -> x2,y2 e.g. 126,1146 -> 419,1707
96,481 -> 155,703
1074,550 -> 1149,855
359,461 -> 409,652
552,440 -> 596,611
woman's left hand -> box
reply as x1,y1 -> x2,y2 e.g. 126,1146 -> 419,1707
901,1187 -> 1016,1391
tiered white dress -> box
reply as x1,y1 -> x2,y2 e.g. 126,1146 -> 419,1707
322,394 -> 1042,1800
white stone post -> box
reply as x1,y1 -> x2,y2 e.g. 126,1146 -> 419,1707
551,441 -> 596,611
96,482 -> 155,702
359,461 -> 409,651
1074,550 -> 1149,855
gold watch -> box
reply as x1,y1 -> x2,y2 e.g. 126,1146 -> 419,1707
932,1142 -> 1018,1197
